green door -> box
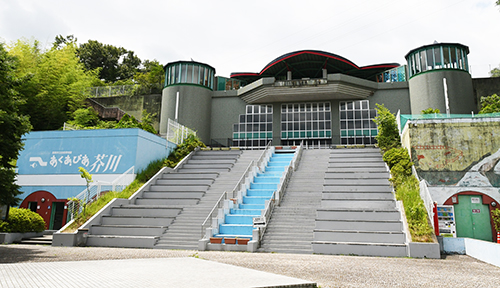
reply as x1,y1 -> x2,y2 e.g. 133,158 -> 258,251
455,195 -> 493,241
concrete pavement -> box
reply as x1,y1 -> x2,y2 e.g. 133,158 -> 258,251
1,245 -> 499,287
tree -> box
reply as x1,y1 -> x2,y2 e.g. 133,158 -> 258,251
78,167 -> 93,218
0,43 -> 32,206
78,40 -> 141,82
491,66 -> 500,78
479,94 -> 500,113
8,38 -> 100,130
373,104 -> 401,152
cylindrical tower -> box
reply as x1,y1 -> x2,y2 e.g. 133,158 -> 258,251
160,61 -> 216,143
405,43 -> 476,114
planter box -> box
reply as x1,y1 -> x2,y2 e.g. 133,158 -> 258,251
224,238 -> 236,245
237,238 -> 250,245
210,237 -> 222,244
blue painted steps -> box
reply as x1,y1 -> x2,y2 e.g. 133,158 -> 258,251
215,152 -> 294,242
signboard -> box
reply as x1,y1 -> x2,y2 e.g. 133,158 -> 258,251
472,209 -> 480,214
471,197 -> 480,204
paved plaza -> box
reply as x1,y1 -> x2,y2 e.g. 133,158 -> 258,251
1,245 -> 499,287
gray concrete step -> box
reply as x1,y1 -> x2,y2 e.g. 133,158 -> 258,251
313,230 -> 405,244
322,192 -> 394,200
316,209 -> 401,221
101,216 -> 175,226
315,219 -> 403,231
86,235 -> 158,248
320,199 -> 396,209
312,241 -> 407,257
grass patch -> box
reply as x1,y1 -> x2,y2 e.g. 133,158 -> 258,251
63,180 -> 144,233
394,175 -> 434,242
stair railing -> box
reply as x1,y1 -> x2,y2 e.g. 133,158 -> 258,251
200,160 -> 255,239
255,143 -> 302,241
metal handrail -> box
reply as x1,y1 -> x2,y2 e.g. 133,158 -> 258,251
256,140 -> 272,170
200,160 -> 255,239
200,190 -> 227,239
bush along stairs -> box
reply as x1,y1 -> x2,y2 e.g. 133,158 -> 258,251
312,148 -> 408,257
207,149 -> 296,250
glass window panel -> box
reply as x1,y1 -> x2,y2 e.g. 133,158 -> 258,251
281,123 -> 286,130
325,121 -> 331,129
340,121 -> 346,129
362,120 -> 369,128
288,123 -> 293,130
361,101 -> 368,110
294,105 -> 299,112
267,123 -> 272,131
253,123 -> 259,131
281,105 -> 286,113
240,124 -> 245,132
443,47 -> 451,68
313,122 -> 318,130
362,110 -> 369,119
319,112 -> 324,120
300,104 -> 305,111
300,113 -> 305,121
355,111 -> 361,119
300,122 -> 305,130
233,124 -> 239,132
420,50 -> 427,72
355,120 -> 362,129
307,122 -> 312,130
247,115 -> 252,122
347,111 -> 354,119
239,115 -> 245,123
340,102 -> 346,111
450,47 -> 458,69
313,113 -> 318,120
319,122 -> 324,129
293,122 -> 299,130
287,104 -> 292,112
426,49 -> 434,70
340,111 -> 347,120
293,113 -> 299,121
348,121 -> 354,129
312,104 -> 318,112
306,103 -> 312,111
267,105 -> 272,113
193,65 -> 199,84
325,112 -> 330,120
319,103 -> 324,111
325,102 -> 330,111
281,113 -> 286,121
260,124 -> 266,131
246,124 -> 252,131
267,114 -> 272,122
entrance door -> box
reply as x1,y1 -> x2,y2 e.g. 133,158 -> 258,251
49,202 -> 65,230
28,202 -> 37,212
455,195 -> 493,241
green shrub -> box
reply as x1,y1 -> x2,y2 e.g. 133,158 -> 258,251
0,208 -> 46,233
165,134 -> 205,168
373,104 -> 401,152
492,209 -> 500,232
383,147 -> 413,189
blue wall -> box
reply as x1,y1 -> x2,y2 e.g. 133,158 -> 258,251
17,128 -> 174,200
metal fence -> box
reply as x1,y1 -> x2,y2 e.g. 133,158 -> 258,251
67,166 -> 135,221
166,119 -> 196,145
88,84 -> 163,98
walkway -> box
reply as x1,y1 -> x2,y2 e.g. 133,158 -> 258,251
1,245 -> 499,287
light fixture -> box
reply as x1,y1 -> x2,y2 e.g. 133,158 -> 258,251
41,198 -> 45,203
492,202 -> 497,207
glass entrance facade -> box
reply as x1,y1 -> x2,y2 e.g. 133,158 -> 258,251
339,100 -> 377,145
232,105 -> 273,147
280,102 -> 332,147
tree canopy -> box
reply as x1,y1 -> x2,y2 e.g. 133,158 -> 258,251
77,40 -> 141,83
479,94 -> 500,113
8,38 -> 100,130
0,43 -> 32,206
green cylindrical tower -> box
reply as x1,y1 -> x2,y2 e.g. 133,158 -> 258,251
405,43 -> 476,114
160,61 -> 216,143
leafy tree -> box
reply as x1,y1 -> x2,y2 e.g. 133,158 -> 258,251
0,43 -> 32,206
78,40 -> 141,82
52,34 -> 77,50
8,38 -> 99,130
491,66 -> 500,78
421,108 -> 440,114
134,59 -> 165,89
373,104 -> 401,152
79,167 -> 93,218
479,94 -> 500,113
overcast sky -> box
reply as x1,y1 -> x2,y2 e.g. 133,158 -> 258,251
1,0 -> 499,78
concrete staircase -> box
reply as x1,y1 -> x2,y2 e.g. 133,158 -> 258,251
258,149 -> 330,254
85,150 -> 242,248
154,150 -> 263,250
312,148 -> 408,257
